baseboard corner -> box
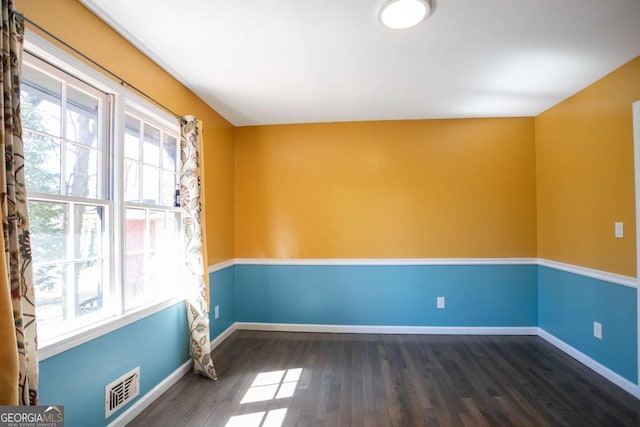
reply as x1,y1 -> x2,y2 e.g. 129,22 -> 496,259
538,328 -> 640,400
211,322 -> 238,351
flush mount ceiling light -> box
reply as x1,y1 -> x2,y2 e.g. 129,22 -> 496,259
380,0 -> 431,30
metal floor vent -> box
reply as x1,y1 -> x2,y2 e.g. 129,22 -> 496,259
105,367 -> 140,419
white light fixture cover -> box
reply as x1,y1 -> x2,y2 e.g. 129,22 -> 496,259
380,0 -> 431,30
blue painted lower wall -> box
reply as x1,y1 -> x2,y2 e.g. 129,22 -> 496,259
538,266 -> 638,383
39,302 -> 189,427
210,265 -> 236,340
228,262 -> 638,386
234,264 -> 538,327
37,261 -> 638,427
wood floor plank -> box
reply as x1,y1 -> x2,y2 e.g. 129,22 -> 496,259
129,332 -> 640,427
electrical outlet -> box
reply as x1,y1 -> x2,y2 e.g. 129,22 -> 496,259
614,222 -> 624,238
214,305 -> 219,319
593,321 -> 602,339
437,297 -> 445,309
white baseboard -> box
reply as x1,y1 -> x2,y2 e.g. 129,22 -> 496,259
538,328 -> 640,399
107,359 -> 193,427
235,322 -> 538,335
108,325 -> 238,426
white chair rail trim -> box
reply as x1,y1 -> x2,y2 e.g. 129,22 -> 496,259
209,258 -> 637,288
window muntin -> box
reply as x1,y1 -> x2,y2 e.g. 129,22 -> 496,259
124,112 -> 178,206
124,208 -> 182,310
22,51 -> 183,344
22,54 -> 111,340
22,60 -> 106,200
123,111 -> 182,311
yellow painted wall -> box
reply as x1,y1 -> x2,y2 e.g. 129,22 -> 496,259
235,118 -> 537,258
536,57 -> 640,277
18,1 -> 638,272
16,0 -> 235,265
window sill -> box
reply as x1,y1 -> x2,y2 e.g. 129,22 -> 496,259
38,297 -> 186,361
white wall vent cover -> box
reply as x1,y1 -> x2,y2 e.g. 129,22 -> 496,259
105,367 -> 140,418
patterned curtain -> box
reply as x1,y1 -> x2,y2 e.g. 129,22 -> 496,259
180,116 -> 217,381
0,0 -> 38,405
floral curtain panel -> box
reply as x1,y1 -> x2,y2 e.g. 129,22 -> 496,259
180,116 -> 217,381
0,0 -> 38,405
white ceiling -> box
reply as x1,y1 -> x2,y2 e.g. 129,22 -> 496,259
80,0 -> 640,126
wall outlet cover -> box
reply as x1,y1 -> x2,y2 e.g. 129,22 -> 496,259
614,222 -> 623,238
594,321 -> 602,339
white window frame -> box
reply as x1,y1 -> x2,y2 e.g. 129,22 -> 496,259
22,53 -> 114,339
121,108 -> 183,312
25,30 -> 186,361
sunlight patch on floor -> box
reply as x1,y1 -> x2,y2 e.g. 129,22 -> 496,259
224,408 -> 288,427
240,368 -> 302,404
227,368 -> 303,426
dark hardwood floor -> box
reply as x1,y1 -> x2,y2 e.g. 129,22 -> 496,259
129,331 -> 640,426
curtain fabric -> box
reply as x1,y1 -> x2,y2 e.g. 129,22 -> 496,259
180,116 -> 217,381
0,0 -> 38,405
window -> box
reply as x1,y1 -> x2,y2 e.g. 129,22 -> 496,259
21,46 -> 183,349
22,54 -> 111,340
123,112 -> 181,310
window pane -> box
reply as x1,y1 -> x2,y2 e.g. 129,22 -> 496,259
24,131 -> 61,194
149,211 -> 165,251
125,208 -> 145,253
124,115 -> 140,160
142,165 -> 159,204
124,207 -> 182,311
23,53 -> 114,344
21,66 -> 62,137
168,212 -> 180,235
75,260 -> 104,316
66,144 -> 99,198
151,211 -> 182,297
142,250 -> 177,308
29,201 -> 68,263
34,264 -> 65,330
124,253 -> 145,310
145,251 -> 160,289
74,205 -> 103,259
166,212 -> 184,256
125,208 -> 145,310
124,160 -> 140,202
143,125 -> 160,166
161,171 -> 176,207
155,214 -> 183,275
162,134 -> 177,171
65,86 -> 99,147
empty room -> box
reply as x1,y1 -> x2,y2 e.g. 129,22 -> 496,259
1,0 -> 640,426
